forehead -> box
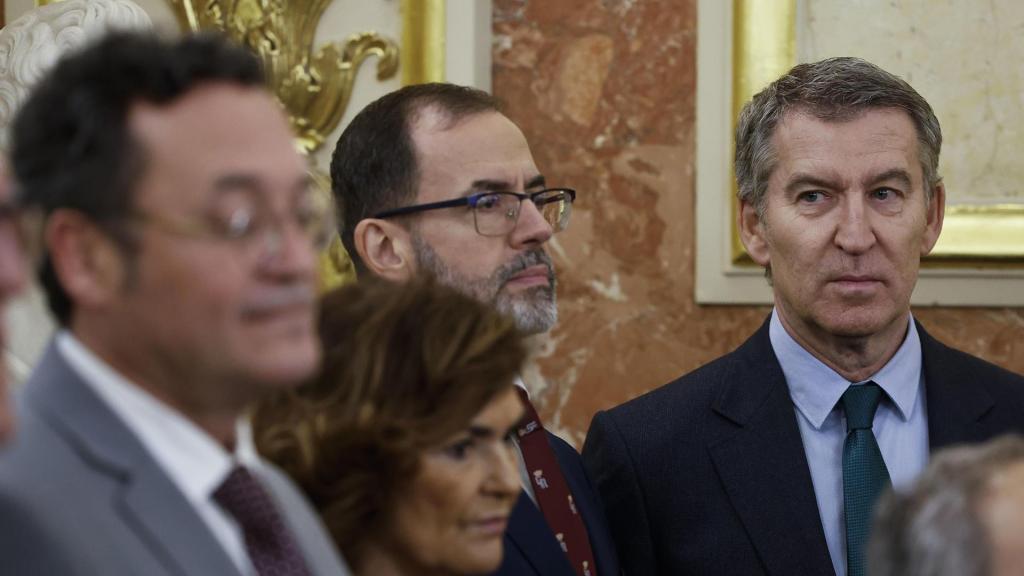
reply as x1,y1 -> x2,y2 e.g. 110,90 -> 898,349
769,108 -> 922,185
128,83 -> 305,205
410,109 -> 539,201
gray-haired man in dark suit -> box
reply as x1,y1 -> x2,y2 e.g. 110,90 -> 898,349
584,57 -> 1024,576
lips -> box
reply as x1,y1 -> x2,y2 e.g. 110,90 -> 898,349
506,264 -> 551,288
831,274 -> 882,283
469,515 -> 510,537
828,274 -> 884,294
241,284 -> 315,320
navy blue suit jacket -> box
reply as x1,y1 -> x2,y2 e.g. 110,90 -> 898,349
493,431 -> 621,576
583,318 -> 1024,576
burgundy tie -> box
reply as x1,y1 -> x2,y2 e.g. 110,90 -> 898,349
515,387 -> 597,576
213,466 -> 312,576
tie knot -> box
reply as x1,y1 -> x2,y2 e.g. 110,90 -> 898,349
215,466 -> 286,540
841,382 -> 884,431
213,466 -> 312,576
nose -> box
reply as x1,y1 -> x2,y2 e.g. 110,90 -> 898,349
484,439 -> 523,501
834,195 -> 876,255
257,218 -> 318,281
509,199 -> 554,249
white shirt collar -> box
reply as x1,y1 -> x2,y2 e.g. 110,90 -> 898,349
56,331 -> 259,506
769,310 -> 923,429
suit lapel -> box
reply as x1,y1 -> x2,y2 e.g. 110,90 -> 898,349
707,322 -> 836,576
504,492 -> 576,576
27,343 -> 241,576
120,460 -> 242,575
919,322 -> 996,450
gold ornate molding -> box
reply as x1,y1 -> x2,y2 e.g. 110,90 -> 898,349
400,0 -> 444,84
729,0 -> 1024,266
730,0 -> 795,264
167,0 -> 399,156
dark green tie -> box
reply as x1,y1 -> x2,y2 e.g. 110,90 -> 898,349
841,382 -> 891,576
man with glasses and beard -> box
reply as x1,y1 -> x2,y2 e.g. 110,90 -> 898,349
329,83 -> 620,576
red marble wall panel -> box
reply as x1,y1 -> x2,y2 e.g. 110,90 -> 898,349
492,0 -> 1024,447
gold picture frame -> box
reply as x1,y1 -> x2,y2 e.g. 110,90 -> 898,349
729,0 -> 1024,266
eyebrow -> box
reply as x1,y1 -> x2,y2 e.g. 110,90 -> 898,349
864,168 -> 913,191
466,411 -> 527,439
212,173 -> 313,197
784,168 -> 915,195
784,173 -> 839,195
466,174 -> 547,195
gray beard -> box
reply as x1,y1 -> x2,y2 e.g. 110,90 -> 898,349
411,234 -> 558,334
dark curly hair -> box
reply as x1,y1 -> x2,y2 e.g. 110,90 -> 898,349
253,277 -> 526,568
11,31 -> 264,325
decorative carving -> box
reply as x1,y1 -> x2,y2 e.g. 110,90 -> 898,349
167,1 -> 400,289
0,0 -> 152,151
167,0 -> 399,155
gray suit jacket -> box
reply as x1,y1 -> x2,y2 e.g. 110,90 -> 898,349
0,342 -> 350,576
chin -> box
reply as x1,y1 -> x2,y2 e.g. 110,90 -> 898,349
816,306 -> 904,340
451,548 -> 504,575
249,340 -> 320,388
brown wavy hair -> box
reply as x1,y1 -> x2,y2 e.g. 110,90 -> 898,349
253,277 -> 526,567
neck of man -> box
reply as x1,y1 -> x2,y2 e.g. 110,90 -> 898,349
775,304 -> 909,383
72,320 -> 244,450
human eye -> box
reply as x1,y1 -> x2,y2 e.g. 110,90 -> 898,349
211,204 -> 255,240
442,437 -> 476,461
531,189 -> 563,206
473,193 -> 505,212
871,187 -> 898,201
796,190 -> 825,204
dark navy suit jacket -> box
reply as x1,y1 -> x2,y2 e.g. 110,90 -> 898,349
493,431 -> 621,576
583,318 -> 1024,576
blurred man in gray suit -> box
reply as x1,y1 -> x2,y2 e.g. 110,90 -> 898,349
0,32 -> 349,575
0,161 -> 28,444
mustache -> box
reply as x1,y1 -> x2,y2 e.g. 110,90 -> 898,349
495,249 -> 554,286
241,283 -> 315,316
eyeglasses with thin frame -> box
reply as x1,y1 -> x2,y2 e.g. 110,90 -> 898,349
127,190 -> 333,257
372,187 -> 576,237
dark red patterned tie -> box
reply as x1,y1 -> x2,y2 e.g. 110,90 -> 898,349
515,387 -> 597,576
213,466 -> 312,576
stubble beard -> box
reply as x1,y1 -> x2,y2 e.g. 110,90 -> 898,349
411,234 -> 558,335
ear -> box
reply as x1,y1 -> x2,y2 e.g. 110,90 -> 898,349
45,210 -> 128,309
353,218 -> 416,282
739,199 -> 771,267
920,182 -> 946,256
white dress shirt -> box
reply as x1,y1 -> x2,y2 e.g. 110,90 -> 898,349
513,378 -> 538,502
769,311 -> 929,576
57,331 -> 261,576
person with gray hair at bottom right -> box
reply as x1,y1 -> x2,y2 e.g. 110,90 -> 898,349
583,55 -> 1024,576
869,435 -> 1024,576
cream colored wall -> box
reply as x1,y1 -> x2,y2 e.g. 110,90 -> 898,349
800,0 -> 1024,206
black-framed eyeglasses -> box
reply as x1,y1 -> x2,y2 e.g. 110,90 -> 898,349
372,187 -> 576,237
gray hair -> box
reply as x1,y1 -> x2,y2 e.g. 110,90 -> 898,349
734,57 -> 942,217
868,435 -> 1024,576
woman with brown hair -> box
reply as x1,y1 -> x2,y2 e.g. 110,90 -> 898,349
254,277 -> 526,576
